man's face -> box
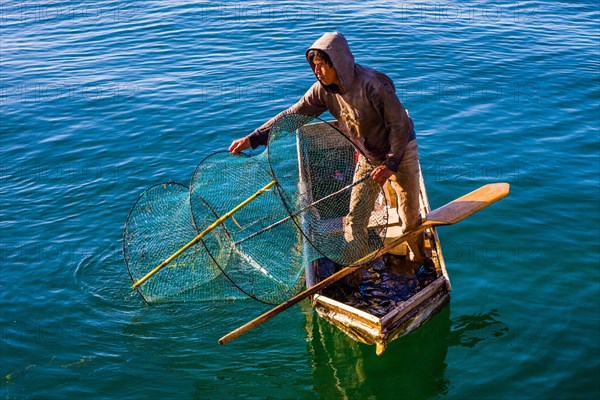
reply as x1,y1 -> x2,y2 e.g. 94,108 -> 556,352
313,56 -> 338,86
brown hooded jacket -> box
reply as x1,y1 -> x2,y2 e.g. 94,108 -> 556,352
248,32 -> 415,172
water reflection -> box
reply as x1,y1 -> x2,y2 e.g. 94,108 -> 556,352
307,306 -> 509,399
447,309 -> 509,348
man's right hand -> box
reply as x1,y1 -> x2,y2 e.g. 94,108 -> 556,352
229,137 -> 251,155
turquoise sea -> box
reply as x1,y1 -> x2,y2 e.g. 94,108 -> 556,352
1,1 -> 599,399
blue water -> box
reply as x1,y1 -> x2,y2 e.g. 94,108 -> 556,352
1,1 -> 599,398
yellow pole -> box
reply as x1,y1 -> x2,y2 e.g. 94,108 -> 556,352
131,180 -> 277,289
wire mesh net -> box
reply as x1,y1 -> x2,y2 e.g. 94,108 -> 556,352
267,114 -> 388,267
123,114 -> 389,304
123,182 -> 244,304
189,151 -> 304,304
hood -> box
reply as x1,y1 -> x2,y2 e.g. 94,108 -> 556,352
306,32 -> 356,94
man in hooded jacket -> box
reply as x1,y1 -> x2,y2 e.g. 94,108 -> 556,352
229,32 -> 425,269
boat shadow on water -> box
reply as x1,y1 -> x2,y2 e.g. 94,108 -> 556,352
305,305 -> 509,399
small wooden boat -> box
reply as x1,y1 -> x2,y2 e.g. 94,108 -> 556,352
216,121 -> 506,348
297,121 -> 451,356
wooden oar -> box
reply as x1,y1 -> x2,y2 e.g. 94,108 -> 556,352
131,180 -> 277,289
218,182 -> 510,345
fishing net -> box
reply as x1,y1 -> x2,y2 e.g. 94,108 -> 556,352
123,113 -> 388,304
123,182 -> 244,304
267,114 -> 389,267
189,151 -> 304,304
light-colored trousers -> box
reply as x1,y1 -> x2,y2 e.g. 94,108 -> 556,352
344,140 -> 425,264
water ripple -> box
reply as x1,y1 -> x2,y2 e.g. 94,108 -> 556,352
1,1 -> 598,398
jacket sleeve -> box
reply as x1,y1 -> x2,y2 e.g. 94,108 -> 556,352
248,82 -> 328,148
372,79 -> 414,172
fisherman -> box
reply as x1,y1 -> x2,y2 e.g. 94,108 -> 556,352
229,31 -> 425,273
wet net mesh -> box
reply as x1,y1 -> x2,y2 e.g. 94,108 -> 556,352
189,151 -> 304,304
123,113 -> 388,304
123,182 -> 241,304
268,114 -> 388,267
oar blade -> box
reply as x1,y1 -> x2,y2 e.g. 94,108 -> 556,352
425,183 -> 510,226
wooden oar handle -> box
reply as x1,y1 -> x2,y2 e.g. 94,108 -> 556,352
219,263 -> 363,345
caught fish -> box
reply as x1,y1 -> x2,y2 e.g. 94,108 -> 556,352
322,255 -> 439,316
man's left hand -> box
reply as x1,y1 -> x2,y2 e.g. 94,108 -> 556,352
371,165 -> 394,186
